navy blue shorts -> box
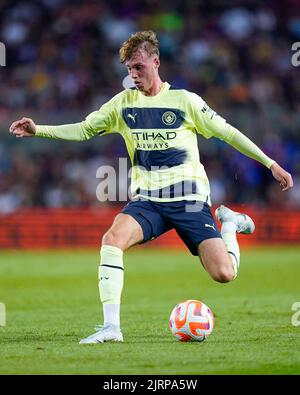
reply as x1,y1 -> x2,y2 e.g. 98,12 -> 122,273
122,200 -> 221,256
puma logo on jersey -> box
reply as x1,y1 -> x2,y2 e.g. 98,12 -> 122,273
128,113 -> 137,122
205,223 -> 216,231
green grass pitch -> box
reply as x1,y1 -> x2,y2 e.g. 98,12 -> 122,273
0,246 -> 300,375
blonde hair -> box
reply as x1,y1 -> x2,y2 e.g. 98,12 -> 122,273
119,30 -> 160,63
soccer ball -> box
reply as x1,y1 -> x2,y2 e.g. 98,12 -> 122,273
169,299 -> 214,342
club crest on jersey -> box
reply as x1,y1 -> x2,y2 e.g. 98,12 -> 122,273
162,111 -> 177,126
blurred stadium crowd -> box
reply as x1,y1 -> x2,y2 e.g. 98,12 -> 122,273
0,0 -> 299,213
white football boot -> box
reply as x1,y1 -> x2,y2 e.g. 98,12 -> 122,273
79,324 -> 123,344
215,205 -> 255,234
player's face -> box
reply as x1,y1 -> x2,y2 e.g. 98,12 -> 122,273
126,49 -> 160,93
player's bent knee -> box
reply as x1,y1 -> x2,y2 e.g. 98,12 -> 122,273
102,230 -> 123,250
211,268 -> 235,283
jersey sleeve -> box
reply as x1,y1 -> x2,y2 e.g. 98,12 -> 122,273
187,92 -> 235,141
226,128 -> 275,168
187,92 -> 274,168
35,96 -> 119,141
84,99 -> 118,137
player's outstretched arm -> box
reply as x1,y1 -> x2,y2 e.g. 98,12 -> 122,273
270,162 -> 293,191
10,117 -> 36,138
188,94 -> 294,193
9,116 -> 99,141
9,97 -> 117,141
225,130 -> 294,192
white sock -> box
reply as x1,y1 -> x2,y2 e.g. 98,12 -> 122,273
99,245 -> 124,327
103,304 -> 120,327
221,221 -> 240,278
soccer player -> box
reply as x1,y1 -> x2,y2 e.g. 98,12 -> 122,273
10,31 -> 293,344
